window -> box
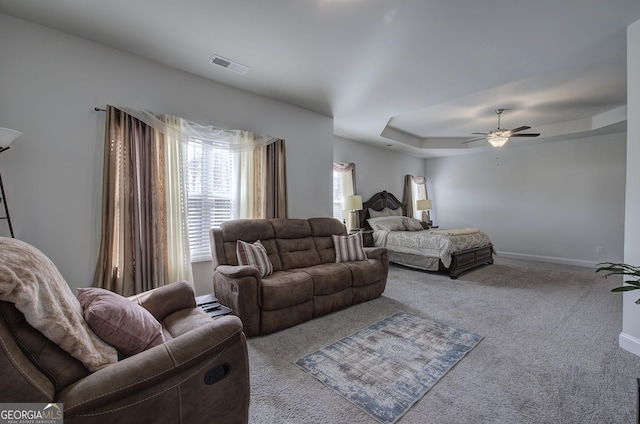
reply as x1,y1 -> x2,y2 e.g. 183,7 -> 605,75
332,163 -> 356,223
185,139 -> 287,262
186,143 -> 235,262
333,168 -> 344,222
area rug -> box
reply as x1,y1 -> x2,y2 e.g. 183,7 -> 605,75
295,311 -> 483,424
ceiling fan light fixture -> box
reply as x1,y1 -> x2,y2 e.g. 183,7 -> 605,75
488,136 -> 509,148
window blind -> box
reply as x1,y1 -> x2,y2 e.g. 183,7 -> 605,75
186,143 -> 234,261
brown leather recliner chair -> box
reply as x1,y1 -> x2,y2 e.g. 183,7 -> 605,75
0,246 -> 250,423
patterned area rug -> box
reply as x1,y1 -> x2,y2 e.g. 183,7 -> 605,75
295,311 -> 482,424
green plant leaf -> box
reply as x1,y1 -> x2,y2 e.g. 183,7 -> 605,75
596,262 -> 640,279
611,286 -> 640,292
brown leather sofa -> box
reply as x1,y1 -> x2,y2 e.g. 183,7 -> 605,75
0,246 -> 250,424
209,217 -> 389,337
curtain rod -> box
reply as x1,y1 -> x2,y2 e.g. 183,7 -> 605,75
94,107 -> 106,112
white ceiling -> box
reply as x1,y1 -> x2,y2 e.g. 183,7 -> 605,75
1,0 -> 638,158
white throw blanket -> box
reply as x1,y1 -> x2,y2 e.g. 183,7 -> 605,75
0,237 -> 117,371
429,227 -> 480,236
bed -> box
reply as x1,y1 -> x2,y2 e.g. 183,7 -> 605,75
359,191 -> 494,279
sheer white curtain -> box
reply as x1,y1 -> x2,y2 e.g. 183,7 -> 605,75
237,132 -> 257,219
121,107 -> 283,258
162,114 -> 192,283
118,107 -> 276,152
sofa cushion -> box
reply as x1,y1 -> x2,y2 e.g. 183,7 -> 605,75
78,288 -> 165,357
333,232 -> 367,262
272,219 -> 322,270
309,217 -> 347,264
260,271 -> 313,311
276,237 -> 322,270
0,301 -> 90,392
218,219 -> 283,271
342,259 -> 385,286
237,240 -> 273,277
300,264 -> 353,296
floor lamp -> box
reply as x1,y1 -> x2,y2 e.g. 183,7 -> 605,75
0,127 -> 22,238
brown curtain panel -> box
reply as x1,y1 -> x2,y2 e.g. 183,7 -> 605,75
255,138 -> 287,219
93,106 -> 169,296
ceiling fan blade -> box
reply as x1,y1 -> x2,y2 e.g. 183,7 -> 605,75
510,133 -> 540,137
471,132 -> 488,135
509,126 -> 531,133
461,137 -> 486,144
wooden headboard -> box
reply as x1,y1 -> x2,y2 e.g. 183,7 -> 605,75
359,191 -> 407,229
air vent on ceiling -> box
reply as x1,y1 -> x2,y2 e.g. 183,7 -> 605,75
209,55 -> 250,75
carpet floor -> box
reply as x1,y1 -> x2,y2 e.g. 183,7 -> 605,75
247,258 -> 640,423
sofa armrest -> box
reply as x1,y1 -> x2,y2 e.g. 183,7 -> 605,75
364,246 -> 388,262
216,264 -> 261,279
213,267 -> 262,337
58,315 -> 249,423
127,281 -> 196,322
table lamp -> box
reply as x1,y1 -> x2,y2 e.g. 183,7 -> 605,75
416,199 -> 432,226
342,195 -> 363,232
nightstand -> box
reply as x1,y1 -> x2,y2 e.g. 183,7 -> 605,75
350,229 -> 374,247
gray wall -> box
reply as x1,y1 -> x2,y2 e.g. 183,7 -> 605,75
621,18 -> 640,356
0,13 -> 333,294
425,133 -> 626,267
334,136 -> 425,202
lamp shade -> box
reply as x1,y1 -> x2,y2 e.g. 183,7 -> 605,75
416,199 -> 432,211
0,127 -> 22,148
488,136 -> 509,148
342,195 -> 363,211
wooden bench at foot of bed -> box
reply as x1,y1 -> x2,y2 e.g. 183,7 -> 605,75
440,244 -> 494,279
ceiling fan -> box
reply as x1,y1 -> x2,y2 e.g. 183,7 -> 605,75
463,109 -> 540,148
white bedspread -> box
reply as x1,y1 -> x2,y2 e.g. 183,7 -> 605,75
374,228 -> 493,268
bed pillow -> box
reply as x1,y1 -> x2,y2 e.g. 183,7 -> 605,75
403,217 -> 425,231
368,216 -> 406,231
77,288 -> 165,357
368,207 -> 402,218
333,232 -> 367,262
368,208 -> 388,218
236,239 -> 273,277
376,219 -> 407,232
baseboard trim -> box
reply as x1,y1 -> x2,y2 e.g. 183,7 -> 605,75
496,251 -> 599,268
619,332 -> 640,357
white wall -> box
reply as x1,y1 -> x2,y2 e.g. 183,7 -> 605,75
334,136 -> 425,201
620,18 -> 640,356
425,133 -> 626,267
0,14 -> 333,294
